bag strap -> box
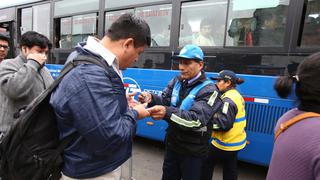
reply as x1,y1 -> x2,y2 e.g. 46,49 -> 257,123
54,54 -> 109,86
274,112 -> 320,141
50,54 -> 110,176
54,54 -> 109,147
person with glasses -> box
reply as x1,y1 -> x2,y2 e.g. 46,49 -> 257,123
0,33 -> 10,63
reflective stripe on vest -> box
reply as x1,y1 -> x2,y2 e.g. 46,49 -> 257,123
169,79 -> 213,128
235,116 -> 246,122
208,91 -> 218,106
211,89 -> 247,151
211,137 -> 247,147
171,79 -> 213,110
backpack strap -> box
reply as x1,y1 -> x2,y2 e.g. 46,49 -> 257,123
59,54 -> 109,81
49,55 -> 110,179
54,54 -> 110,136
274,112 -> 320,141
72,54 -> 110,70
49,54 -> 110,92
54,54 -> 110,143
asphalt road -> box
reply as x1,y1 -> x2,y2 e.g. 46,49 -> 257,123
120,137 -> 268,180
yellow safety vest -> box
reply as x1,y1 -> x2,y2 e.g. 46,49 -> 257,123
211,89 -> 247,151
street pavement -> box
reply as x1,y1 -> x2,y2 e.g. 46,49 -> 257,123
120,137 -> 268,180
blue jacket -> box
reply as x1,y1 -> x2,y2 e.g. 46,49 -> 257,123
50,46 -> 137,178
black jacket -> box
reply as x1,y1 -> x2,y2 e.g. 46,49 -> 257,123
212,96 -> 238,131
149,71 -> 222,156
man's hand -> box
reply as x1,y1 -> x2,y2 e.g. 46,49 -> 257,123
127,92 -> 139,108
138,92 -> 152,104
133,103 -> 150,119
147,105 -> 166,120
27,52 -> 47,66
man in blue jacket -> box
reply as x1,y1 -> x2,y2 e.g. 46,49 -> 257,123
50,14 -> 151,179
138,44 -> 222,180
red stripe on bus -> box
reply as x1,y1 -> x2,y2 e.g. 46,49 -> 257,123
244,97 -> 255,102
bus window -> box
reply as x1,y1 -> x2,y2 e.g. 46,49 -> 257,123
179,0 -> 227,47
105,9 -> 134,32
57,13 -> 97,49
105,0 -> 164,9
33,3 -> 50,38
72,13 -> 97,46
54,0 -> 99,17
21,3 -> 51,38
300,0 -> 320,47
227,0 -> 290,47
135,4 -> 172,47
21,8 -> 33,34
59,17 -> 72,49
133,52 -> 172,69
105,5 -> 172,47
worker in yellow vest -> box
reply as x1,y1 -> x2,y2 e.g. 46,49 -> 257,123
201,70 -> 246,180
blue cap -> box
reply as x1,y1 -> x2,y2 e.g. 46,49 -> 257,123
172,44 -> 204,61
211,70 -> 238,84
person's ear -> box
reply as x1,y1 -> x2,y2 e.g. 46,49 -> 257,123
21,46 -> 28,55
226,80 -> 232,87
199,61 -> 204,69
123,38 -> 134,49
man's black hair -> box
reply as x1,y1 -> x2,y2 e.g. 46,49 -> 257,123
0,33 -> 10,42
106,13 -> 151,47
20,31 -> 52,50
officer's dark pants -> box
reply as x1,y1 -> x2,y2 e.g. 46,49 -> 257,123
161,148 -> 204,180
201,145 -> 239,180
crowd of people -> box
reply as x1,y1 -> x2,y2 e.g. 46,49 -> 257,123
0,13 -> 319,180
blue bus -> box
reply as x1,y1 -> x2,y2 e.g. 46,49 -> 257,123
1,0 -> 319,166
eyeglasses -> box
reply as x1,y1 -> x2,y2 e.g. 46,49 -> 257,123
0,45 -> 9,50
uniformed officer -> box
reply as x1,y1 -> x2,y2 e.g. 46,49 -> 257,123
201,70 -> 246,180
139,44 -> 222,180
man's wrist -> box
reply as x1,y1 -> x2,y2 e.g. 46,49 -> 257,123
27,59 -> 41,70
131,109 -> 139,119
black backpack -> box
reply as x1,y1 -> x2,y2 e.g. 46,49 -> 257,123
0,54 -> 109,180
